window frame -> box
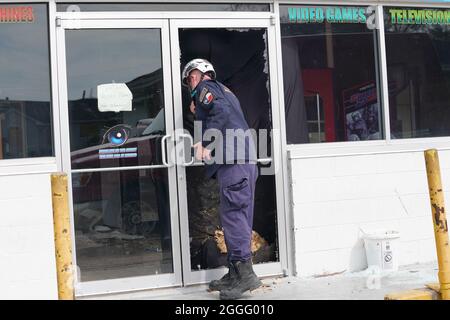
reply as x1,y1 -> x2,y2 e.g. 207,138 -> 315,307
0,0 -> 59,168
278,2 -> 386,147
275,1 -> 450,159
0,1 -> 60,174
383,4 -> 450,142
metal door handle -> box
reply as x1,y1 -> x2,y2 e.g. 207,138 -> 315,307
161,134 -> 174,167
176,133 -> 195,167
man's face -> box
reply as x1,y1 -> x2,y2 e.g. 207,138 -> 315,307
187,69 -> 202,90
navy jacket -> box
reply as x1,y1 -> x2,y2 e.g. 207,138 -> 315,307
193,79 -> 257,178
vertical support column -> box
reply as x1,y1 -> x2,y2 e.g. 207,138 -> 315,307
0,114 -> 4,159
51,173 -> 74,300
48,0 -> 64,172
375,5 -> 391,142
425,149 -> 450,300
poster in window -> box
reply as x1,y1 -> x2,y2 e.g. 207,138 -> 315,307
342,81 -> 380,141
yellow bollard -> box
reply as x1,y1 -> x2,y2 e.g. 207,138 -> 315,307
51,173 -> 74,300
385,149 -> 450,300
424,149 -> 450,300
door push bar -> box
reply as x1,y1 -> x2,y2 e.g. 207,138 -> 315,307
161,134 -> 174,167
161,133 -> 196,167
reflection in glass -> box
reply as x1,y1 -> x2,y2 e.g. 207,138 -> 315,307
178,28 -> 279,270
0,4 -> 52,159
280,5 -> 382,144
72,169 -> 173,282
305,95 -> 325,143
385,7 -> 450,139
65,29 -> 165,170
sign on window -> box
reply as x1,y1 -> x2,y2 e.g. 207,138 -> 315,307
97,83 -> 133,113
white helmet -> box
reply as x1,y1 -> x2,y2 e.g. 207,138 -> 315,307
182,58 -> 216,87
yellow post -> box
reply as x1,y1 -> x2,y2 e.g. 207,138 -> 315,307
425,149 -> 450,300
51,173 -> 74,300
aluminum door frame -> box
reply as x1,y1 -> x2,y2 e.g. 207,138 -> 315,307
56,18 -> 182,297
170,18 -> 289,286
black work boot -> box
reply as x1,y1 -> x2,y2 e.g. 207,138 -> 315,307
219,260 -> 262,300
208,263 -> 237,291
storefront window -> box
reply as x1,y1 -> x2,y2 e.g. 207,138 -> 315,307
57,3 -> 270,12
280,5 -> 382,144
0,4 -> 52,160
385,7 -> 450,139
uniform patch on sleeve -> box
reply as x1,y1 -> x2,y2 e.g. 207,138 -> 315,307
202,92 -> 214,105
199,87 -> 209,102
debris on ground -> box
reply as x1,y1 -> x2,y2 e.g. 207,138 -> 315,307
214,229 -> 268,254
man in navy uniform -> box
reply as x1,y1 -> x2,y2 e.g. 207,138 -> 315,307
182,58 -> 262,300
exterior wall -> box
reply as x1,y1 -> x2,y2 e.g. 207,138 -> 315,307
288,149 -> 448,277
0,0 -> 448,298
0,168 -> 58,299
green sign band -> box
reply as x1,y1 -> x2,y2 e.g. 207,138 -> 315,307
288,7 -> 367,24
389,9 -> 450,25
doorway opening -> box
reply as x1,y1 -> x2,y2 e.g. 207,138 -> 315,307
178,28 -> 280,271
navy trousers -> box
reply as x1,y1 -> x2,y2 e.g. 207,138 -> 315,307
216,163 -> 258,262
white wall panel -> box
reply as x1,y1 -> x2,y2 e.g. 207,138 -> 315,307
0,173 -> 58,299
289,150 -> 448,277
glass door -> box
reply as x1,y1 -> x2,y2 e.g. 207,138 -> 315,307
56,19 -> 182,296
170,19 -> 288,285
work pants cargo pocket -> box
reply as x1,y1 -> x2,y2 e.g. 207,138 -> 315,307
222,177 -> 250,210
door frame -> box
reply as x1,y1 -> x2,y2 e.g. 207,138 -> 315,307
170,18 -> 289,285
55,10 -> 290,297
55,18 -> 183,297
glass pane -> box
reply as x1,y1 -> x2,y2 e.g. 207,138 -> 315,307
179,28 -> 279,271
280,5 -> 383,144
0,4 -> 52,159
57,3 -> 270,12
385,7 -> 450,139
65,29 -> 166,170
72,168 -> 173,281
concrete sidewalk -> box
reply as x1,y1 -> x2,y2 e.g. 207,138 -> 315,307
80,261 -> 440,300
